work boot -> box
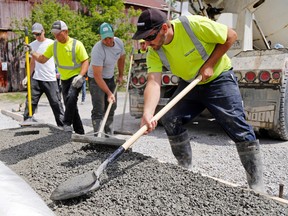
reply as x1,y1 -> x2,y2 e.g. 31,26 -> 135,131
92,119 -> 102,136
104,116 -> 114,137
63,125 -> 73,133
168,130 -> 192,169
236,140 -> 265,193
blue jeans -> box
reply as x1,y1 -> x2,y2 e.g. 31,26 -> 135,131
24,79 -> 64,126
88,77 -> 116,133
61,76 -> 84,134
161,70 -> 256,143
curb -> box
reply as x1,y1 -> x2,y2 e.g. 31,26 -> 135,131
1,109 -> 23,122
202,174 -> 288,205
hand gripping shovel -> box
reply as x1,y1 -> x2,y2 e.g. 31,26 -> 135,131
50,75 -> 202,201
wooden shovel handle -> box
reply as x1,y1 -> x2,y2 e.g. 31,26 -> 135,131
122,74 -> 202,150
97,84 -> 118,137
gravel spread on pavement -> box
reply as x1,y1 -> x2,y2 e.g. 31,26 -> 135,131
0,124 -> 287,215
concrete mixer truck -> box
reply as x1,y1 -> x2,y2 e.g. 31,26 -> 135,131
129,0 -> 288,140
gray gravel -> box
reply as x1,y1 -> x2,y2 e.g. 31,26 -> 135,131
0,92 -> 288,215
0,124 -> 287,215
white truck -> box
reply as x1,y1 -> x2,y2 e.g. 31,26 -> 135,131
129,53 -> 179,118
129,0 -> 288,140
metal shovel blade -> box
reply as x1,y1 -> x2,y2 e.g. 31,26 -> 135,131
50,171 -> 100,201
114,129 -> 133,135
71,134 -> 126,147
50,147 -> 123,201
20,117 -> 39,126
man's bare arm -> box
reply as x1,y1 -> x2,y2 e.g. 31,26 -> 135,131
79,59 -> 89,77
30,52 -> 50,64
141,72 -> 162,133
117,54 -> 126,84
92,65 -> 113,97
117,54 -> 125,77
200,27 -> 237,81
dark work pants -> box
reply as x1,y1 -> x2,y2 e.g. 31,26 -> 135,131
88,77 -> 116,132
24,79 -> 64,127
61,76 -> 84,134
161,70 -> 256,143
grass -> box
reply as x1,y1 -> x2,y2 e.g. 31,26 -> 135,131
0,92 -> 27,103
0,84 -> 126,103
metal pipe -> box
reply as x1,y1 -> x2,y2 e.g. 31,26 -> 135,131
197,0 -> 208,17
252,14 -> 271,49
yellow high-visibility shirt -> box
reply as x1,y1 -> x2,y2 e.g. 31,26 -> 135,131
147,15 -> 232,84
43,37 -> 88,80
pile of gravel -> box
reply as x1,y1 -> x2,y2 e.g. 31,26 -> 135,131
0,124 -> 287,215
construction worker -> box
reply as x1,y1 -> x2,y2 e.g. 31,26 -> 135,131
22,22 -> 64,127
87,22 -> 125,136
25,20 -> 89,134
137,39 -> 148,53
133,8 -> 264,192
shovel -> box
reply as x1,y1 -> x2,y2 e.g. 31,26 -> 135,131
114,52 -> 134,135
96,83 -> 118,138
50,74 -> 202,201
71,84 -> 125,147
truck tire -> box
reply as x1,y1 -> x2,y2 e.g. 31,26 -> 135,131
268,78 -> 288,140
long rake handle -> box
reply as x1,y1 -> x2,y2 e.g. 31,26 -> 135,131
120,53 -> 134,129
25,27 -> 32,117
122,74 -> 202,150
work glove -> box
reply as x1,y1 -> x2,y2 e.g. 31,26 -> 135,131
72,74 -> 85,88
22,76 -> 27,88
23,43 -> 32,53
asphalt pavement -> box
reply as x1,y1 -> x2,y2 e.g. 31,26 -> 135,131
1,91 -> 288,203
0,91 -> 135,134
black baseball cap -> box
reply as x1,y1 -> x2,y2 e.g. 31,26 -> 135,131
132,8 -> 167,40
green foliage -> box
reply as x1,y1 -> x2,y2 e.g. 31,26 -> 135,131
31,0 -> 98,54
11,0 -> 142,76
80,0 -> 141,75
80,0 -> 140,54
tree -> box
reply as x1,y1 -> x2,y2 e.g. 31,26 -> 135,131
12,0 -> 141,82
30,0 -> 98,54
80,0 -> 140,54
13,0 -> 140,56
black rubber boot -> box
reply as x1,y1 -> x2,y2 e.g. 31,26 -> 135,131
236,140 -> 265,193
168,130 -> 192,169
104,116 -> 114,137
92,119 -> 102,136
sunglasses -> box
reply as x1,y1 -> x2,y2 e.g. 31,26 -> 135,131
33,32 -> 42,37
143,26 -> 162,41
